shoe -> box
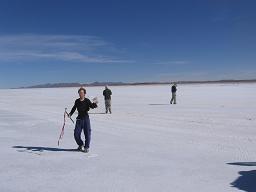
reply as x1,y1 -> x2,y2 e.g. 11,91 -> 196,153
84,148 -> 89,153
77,145 -> 85,152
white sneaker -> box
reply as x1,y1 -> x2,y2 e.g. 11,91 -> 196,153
77,145 -> 85,152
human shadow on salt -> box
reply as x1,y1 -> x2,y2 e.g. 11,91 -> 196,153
228,162 -> 256,192
149,104 -> 170,106
89,112 -> 107,114
228,162 -> 256,166
13,146 -> 77,154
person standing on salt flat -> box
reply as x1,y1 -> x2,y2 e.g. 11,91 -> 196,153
170,83 -> 177,104
68,87 -> 98,153
103,85 -> 112,114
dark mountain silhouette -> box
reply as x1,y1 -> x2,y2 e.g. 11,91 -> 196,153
17,79 -> 256,89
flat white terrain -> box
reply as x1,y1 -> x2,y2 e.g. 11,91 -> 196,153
0,84 -> 256,192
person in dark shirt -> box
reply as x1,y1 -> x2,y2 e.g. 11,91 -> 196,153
170,84 -> 177,104
103,85 -> 112,114
68,87 -> 98,153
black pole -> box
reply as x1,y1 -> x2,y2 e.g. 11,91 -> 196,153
65,108 -> 74,124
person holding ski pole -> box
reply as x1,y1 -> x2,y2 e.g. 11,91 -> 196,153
68,87 -> 98,153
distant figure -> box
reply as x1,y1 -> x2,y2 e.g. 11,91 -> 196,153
170,84 -> 177,104
103,86 -> 112,114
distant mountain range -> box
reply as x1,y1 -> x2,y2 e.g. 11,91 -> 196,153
17,79 -> 256,89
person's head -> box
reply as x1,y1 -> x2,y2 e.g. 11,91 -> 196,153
78,87 -> 86,99
105,85 -> 108,89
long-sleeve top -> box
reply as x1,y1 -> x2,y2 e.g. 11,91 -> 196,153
69,98 -> 97,119
171,86 -> 177,93
103,89 -> 112,100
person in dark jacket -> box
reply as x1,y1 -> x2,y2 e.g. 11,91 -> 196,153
68,87 -> 98,153
103,85 -> 112,114
170,84 -> 177,104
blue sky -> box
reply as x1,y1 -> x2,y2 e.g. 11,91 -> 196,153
0,0 -> 255,88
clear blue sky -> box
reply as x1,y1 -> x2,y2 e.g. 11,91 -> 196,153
0,0 -> 255,88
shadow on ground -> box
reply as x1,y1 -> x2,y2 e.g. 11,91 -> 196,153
228,162 -> 256,166
149,104 -> 170,106
89,112 -> 107,114
228,162 -> 256,192
13,146 -> 77,154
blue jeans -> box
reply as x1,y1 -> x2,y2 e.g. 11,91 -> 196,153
74,117 -> 91,148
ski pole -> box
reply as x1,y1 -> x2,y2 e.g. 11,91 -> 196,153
57,109 -> 66,146
65,108 -> 74,124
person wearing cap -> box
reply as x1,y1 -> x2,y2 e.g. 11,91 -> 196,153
68,87 -> 98,153
170,84 -> 177,104
103,85 -> 112,114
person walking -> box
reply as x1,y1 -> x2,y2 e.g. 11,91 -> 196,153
103,85 -> 112,114
68,87 -> 98,153
170,84 -> 177,104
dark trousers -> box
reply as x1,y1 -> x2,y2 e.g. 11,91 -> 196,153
74,117 -> 91,148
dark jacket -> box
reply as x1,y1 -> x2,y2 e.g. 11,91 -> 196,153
171,85 -> 177,93
103,88 -> 112,100
69,98 -> 97,119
